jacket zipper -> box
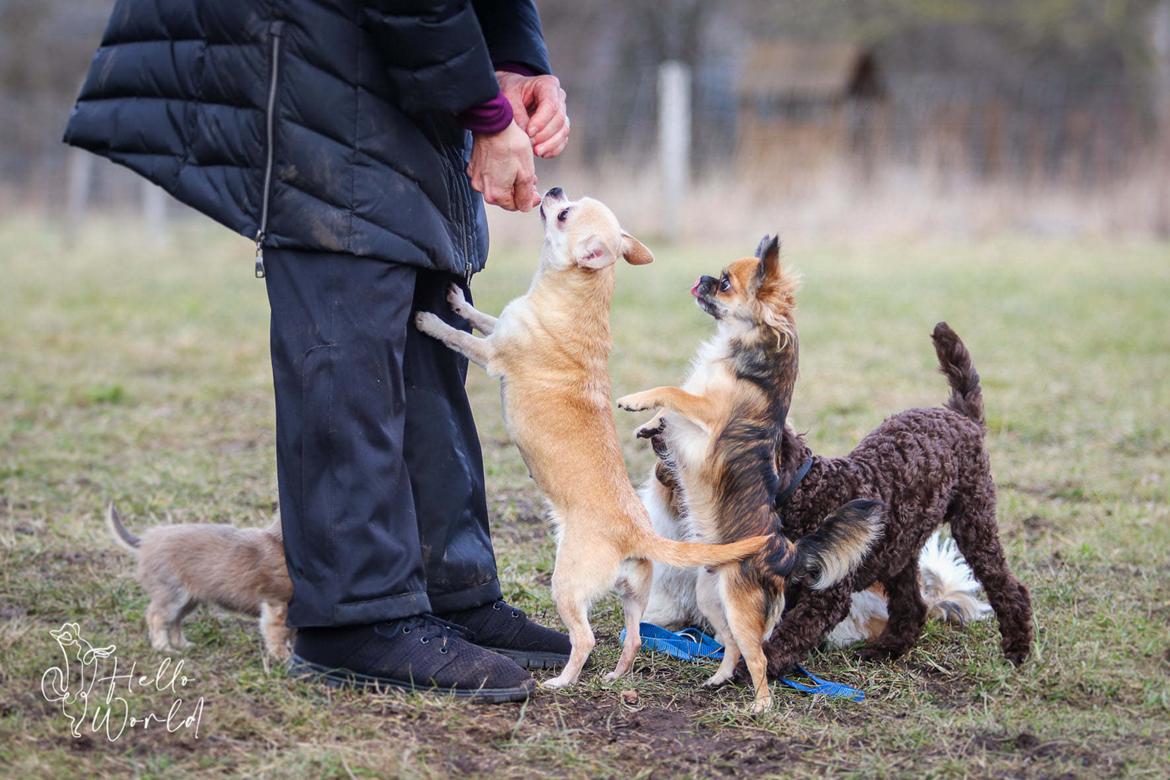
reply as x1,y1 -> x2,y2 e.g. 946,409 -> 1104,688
254,20 -> 285,278
445,144 -> 475,284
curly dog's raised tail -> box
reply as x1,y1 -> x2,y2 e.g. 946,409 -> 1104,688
932,322 -> 983,426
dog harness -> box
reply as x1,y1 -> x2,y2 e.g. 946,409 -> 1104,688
775,455 -> 814,508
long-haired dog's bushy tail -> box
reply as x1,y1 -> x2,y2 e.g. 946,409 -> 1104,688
767,499 -> 884,590
932,322 -> 984,426
918,531 -> 992,624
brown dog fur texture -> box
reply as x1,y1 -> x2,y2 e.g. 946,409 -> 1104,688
107,504 -> 294,659
414,190 -> 770,688
743,321 -> 1033,678
618,237 -> 882,711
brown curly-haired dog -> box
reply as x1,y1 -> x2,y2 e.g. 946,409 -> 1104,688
746,320 -> 1034,676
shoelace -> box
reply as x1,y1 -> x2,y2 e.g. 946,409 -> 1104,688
490,601 -> 524,619
393,614 -> 472,654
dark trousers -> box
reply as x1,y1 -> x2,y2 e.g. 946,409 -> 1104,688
264,248 -> 501,628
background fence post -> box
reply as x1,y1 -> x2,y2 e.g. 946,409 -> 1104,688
658,61 -> 691,239
141,179 -> 169,245
64,147 -> 93,245
1152,0 -> 1170,238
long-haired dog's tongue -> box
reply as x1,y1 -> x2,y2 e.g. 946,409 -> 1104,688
691,278 -> 703,297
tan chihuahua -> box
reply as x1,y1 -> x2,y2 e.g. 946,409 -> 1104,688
107,503 -> 294,660
415,188 -> 769,688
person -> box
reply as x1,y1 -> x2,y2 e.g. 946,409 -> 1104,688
64,0 -> 573,702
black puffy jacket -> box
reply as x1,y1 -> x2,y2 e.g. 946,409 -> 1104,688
63,0 -> 550,278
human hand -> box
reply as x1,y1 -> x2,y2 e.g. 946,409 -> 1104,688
467,121 -> 541,212
496,71 -> 570,159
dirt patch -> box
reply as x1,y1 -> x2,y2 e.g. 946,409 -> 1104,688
968,728 -> 1123,772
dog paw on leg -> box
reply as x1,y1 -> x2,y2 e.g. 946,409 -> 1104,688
446,283 -> 469,317
541,675 -> 574,690
414,311 -> 445,337
635,414 -> 666,440
856,642 -> 909,663
703,670 -> 733,688
616,393 -> 657,413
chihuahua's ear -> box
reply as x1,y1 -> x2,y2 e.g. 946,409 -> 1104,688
754,234 -> 781,287
575,235 -> 616,269
754,234 -> 776,261
621,231 -> 654,265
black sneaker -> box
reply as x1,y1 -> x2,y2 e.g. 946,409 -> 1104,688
439,600 -> 571,671
289,615 -> 534,703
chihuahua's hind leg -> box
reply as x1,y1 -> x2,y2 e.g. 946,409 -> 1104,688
447,283 -> 498,335
544,543 -> 615,689
414,312 -> 494,368
542,591 -> 595,689
719,574 -> 773,712
607,558 -> 652,682
167,599 -> 196,649
697,569 -> 740,687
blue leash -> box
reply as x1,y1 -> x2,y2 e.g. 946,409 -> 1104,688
780,665 -> 865,702
620,622 -> 864,702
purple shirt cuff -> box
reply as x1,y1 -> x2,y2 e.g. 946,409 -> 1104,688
457,63 -> 542,134
458,93 -> 514,135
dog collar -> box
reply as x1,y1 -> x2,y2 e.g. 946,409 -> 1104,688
776,456 -> 814,507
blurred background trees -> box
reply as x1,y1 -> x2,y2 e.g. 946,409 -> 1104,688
2,0 -> 1168,239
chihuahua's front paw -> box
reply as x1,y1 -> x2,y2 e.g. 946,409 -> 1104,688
414,311 -> 443,336
446,283 -> 469,316
635,414 -> 667,439
616,393 -> 657,413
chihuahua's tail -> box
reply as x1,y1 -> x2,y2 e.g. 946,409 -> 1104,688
105,502 -> 141,552
931,322 -> 984,427
640,533 -> 771,568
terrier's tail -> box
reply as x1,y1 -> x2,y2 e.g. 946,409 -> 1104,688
105,502 -> 141,552
931,322 -> 984,426
918,531 -> 992,624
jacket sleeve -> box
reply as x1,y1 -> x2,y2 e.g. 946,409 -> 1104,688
361,0 -> 500,116
473,0 -> 552,75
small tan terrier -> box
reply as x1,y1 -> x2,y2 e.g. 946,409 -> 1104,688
106,503 -> 294,659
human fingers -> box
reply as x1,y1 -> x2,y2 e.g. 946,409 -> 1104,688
531,108 -> 566,147
534,115 -> 570,158
524,77 -> 565,139
486,178 -> 517,211
511,168 -> 540,212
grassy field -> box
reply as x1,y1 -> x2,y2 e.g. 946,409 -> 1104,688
1,216 -> 1168,778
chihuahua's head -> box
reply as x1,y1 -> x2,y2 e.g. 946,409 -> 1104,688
691,235 -> 797,346
539,188 -> 654,272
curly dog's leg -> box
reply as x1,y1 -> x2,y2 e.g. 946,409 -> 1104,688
758,581 -> 856,678
858,561 -> 927,661
949,478 -> 1033,665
